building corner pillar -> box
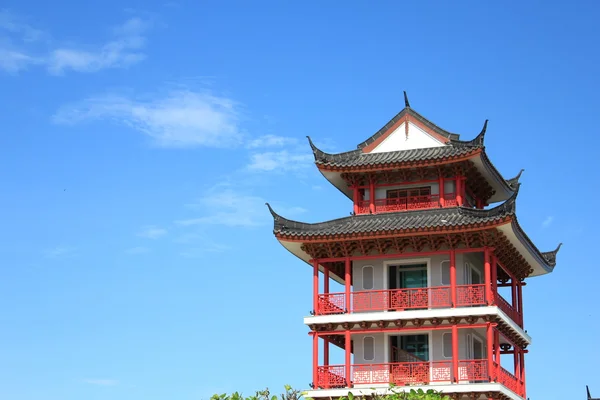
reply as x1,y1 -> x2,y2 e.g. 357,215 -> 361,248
450,250 -> 457,307
345,257 -> 351,313
345,330 -> 351,388
452,325 -> 459,383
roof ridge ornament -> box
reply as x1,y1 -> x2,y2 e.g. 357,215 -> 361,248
461,182 -> 519,217
507,169 -> 525,189
403,91 -> 411,108
541,242 -> 563,267
306,136 -> 328,162
448,119 -> 488,147
265,202 -> 279,219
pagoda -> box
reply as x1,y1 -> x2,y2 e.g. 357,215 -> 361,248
267,93 -> 560,400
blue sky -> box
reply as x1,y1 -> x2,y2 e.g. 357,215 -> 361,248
0,1 -> 598,399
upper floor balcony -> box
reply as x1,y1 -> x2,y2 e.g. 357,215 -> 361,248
352,177 -> 482,215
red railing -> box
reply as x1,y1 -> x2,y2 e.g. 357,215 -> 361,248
317,365 -> 346,389
458,359 -> 488,381
352,361 -> 453,386
317,293 -> 346,315
443,192 -> 458,207
356,200 -> 370,214
456,284 -> 486,306
354,193 -> 467,215
316,285 -> 494,315
353,287 -> 452,312
497,365 -> 522,396
495,292 -> 522,327
317,360 -> 523,397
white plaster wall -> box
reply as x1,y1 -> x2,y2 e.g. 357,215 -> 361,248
352,260 -> 385,291
353,329 -> 487,365
370,122 -> 445,153
354,333 -> 386,364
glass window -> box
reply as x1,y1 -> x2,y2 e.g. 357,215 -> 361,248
443,333 -> 453,358
362,266 -> 374,290
441,260 -> 450,285
364,337 -> 375,361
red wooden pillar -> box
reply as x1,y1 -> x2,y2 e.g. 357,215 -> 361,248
352,186 -> 359,215
439,175 -> 445,207
456,176 -> 463,206
369,178 -> 375,214
345,257 -> 351,313
452,325 -> 459,383
324,338 -> 329,366
450,250 -> 457,307
324,266 -> 330,295
517,281 -> 524,327
486,323 -> 494,381
313,260 -> 319,314
484,248 -> 492,305
521,349 -> 527,398
494,330 -> 500,366
511,277 -> 517,311
345,330 -> 352,387
514,346 -> 520,379
491,255 -> 498,304
312,333 -> 319,388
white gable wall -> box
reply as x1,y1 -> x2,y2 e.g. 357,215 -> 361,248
370,122 -> 445,153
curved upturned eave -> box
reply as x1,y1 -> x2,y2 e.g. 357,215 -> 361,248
267,195 -> 559,278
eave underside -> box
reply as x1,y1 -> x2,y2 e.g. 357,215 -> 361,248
276,224 -> 550,281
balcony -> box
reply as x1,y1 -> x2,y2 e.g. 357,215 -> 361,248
316,285 -> 522,327
317,360 -> 524,397
356,193 -> 458,215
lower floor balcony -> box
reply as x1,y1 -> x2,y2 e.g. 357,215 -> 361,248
317,361 -> 523,397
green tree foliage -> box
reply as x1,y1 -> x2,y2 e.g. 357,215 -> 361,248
211,386 -> 449,400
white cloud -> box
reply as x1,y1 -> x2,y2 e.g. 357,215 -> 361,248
47,17 -> 149,74
137,225 -> 167,239
247,150 -> 313,172
84,379 -> 119,386
44,246 -> 76,258
175,185 -> 306,227
125,246 -> 150,254
0,49 -> 39,72
245,134 -> 297,149
542,216 -> 554,228
53,89 -> 243,148
179,243 -> 231,257
0,10 -> 45,42
0,14 -> 151,74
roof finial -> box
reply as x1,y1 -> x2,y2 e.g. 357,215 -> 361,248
403,91 -> 410,108
265,202 -> 279,219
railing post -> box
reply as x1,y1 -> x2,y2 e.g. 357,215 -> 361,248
312,332 -> 319,388
450,250 -> 457,308
484,248 -> 492,305
313,260 -> 319,314
345,330 -> 351,387
452,325 -> 459,383
486,323 -> 494,381
345,257 -> 351,313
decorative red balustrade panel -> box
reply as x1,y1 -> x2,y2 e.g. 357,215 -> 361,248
317,365 -> 346,389
497,365 -> 522,396
456,284 -> 486,306
443,192 -> 457,207
356,200 -> 370,214
495,293 -> 522,327
317,293 -> 345,315
352,287 -> 451,313
458,359 -> 488,382
351,361 -> 452,386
